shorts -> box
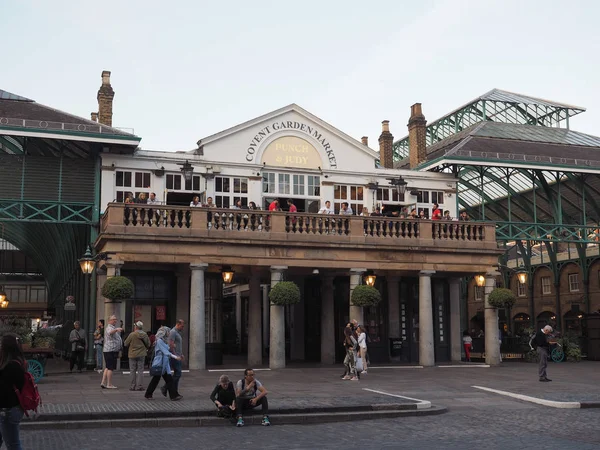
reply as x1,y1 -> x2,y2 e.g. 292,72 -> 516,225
103,351 -> 119,370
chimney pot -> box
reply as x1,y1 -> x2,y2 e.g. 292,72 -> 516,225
361,136 -> 369,146
97,70 -> 115,127
408,104 -> 427,169
378,120 -> 394,169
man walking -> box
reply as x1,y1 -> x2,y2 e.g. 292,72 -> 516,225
161,319 -> 185,396
535,325 -> 553,382
69,321 -> 86,373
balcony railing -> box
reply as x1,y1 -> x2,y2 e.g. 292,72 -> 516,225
100,203 -> 495,247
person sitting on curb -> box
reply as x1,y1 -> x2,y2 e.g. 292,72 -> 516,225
210,374 -> 236,419
235,368 -> 270,427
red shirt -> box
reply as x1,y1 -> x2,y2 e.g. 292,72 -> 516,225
432,208 -> 442,220
289,204 -> 297,213
269,201 -> 278,211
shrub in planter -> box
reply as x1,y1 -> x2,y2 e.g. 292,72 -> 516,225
351,285 -> 382,307
102,276 -> 134,301
566,346 -> 582,362
269,281 -> 300,306
487,288 -> 516,309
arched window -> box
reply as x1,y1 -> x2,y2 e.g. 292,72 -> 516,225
537,311 -> 556,329
513,313 -> 531,336
564,310 -> 583,336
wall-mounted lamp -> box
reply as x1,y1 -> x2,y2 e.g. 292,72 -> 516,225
364,270 -> 377,286
387,177 -> 408,196
221,266 -> 235,284
180,160 -> 194,182
474,274 -> 486,287
78,247 -> 111,274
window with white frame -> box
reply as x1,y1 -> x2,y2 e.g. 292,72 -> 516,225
278,174 -> 291,195
568,273 -> 580,292
293,175 -> 305,196
541,276 -> 552,295
431,191 -> 444,205
262,171 -> 320,198
262,172 -> 275,193
307,175 -> 320,196
518,282 -> 527,297
215,176 -> 248,208
166,174 -> 202,192
475,286 -> 483,301
115,170 -> 151,202
334,184 -> 364,215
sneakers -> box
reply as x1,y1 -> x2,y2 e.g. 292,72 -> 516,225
342,376 -> 351,380
350,377 -> 359,381
236,417 -> 244,427
171,395 -> 183,401
262,416 -> 271,426
361,370 -> 368,374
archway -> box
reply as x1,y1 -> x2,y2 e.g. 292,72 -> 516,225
536,311 -> 556,329
512,312 -> 531,336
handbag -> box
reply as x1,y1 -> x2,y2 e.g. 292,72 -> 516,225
76,344 -> 85,351
150,365 -> 163,377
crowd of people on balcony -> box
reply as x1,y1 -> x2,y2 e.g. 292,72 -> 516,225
121,192 -> 471,221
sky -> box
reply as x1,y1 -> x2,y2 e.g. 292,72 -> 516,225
3,0 -> 599,151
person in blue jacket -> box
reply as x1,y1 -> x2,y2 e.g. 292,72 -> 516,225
144,326 -> 183,400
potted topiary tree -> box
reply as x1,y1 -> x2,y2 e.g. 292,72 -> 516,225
101,276 -> 134,301
351,285 -> 382,307
269,281 -> 301,306
487,288 -> 517,309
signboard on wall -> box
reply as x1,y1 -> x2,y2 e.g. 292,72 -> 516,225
155,306 -> 166,321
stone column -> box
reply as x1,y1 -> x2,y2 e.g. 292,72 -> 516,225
103,261 -> 123,322
269,266 -> 287,369
235,291 -> 243,353
449,278 -> 462,362
321,275 -> 335,364
189,263 -> 208,370
387,276 -> 401,361
349,268 -> 366,325
419,270 -> 435,367
262,285 -> 269,355
248,272 -> 262,367
484,270 -> 501,365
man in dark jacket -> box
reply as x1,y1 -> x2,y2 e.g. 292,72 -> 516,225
535,325 -> 553,382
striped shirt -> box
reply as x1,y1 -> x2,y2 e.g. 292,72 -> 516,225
103,324 -> 122,353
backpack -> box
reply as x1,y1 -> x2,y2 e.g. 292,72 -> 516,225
14,364 -> 42,417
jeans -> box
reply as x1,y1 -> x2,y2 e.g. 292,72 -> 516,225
145,373 -> 179,399
129,357 -> 145,389
95,345 -> 104,369
70,349 -> 85,371
236,396 -> 268,417
170,358 -> 182,393
0,407 -> 24,450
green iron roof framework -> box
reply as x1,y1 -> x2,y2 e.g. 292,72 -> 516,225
392,89 -> 586,161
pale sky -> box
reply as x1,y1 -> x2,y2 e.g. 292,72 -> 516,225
3,0 -> 599,151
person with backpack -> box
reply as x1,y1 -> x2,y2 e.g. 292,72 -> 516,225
234,368 -> 270,427
0,333 -> 27,450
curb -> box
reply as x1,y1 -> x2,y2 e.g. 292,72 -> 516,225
21,405 -> 447,430
473,386 -> 600,409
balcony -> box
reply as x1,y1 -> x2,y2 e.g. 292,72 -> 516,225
97,204 -> 501,273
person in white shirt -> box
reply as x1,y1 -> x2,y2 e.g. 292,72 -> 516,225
318,200 -> 334,214
360,207 -> 369,217
356,326 -> 368,374
340,202 -> 353,215
462,330 -> 473,362
190,196 -> 201,207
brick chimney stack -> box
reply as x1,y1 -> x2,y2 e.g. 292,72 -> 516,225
378,120 -> 394,169
361,136 -> 369,146
97,70 -> 115,127
408,103 -> 427,169
90,112 -> 98,122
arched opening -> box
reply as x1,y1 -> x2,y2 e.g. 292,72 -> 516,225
513,312 -> 531,336
564,309 -> 583,336
536,311 -> 556,329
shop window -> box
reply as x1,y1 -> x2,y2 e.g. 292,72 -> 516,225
293,175 -> 305,196
541,276 -> 552,295
517,282 -> 526,297
475,286 -> 483,301
568,273 -> 580,292
262,172 -> 275,193
278,174 -> 290,195
166,174 -> 201,191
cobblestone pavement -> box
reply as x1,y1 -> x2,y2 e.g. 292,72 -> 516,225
21,408 -> 600,450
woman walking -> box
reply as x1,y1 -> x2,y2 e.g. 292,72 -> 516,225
463,330 -> 473,362
357,326 -> 368,374
145,327 -> 183,401
93,320 -> 105,373
0,334 -> 26,449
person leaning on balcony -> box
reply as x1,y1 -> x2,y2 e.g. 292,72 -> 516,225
268,199 -> 280,211
459,211 -> 469,221
190,196 -> 201,207
340,202 -> 353,215
147,192 -> 162,224
318,200 -> 334,215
